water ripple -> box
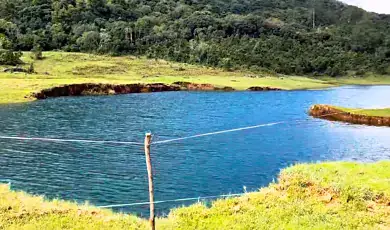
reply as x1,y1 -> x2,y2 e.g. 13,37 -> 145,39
0,86 -> 390,215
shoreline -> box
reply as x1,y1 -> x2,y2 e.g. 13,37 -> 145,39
31,82 -> 282,100
28,82 -> 390,102
1,52 -> 390,104
1,82 -> 389,105
309,104 -> 390,127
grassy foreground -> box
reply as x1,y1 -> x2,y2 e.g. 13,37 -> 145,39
1,161 -> 389,229
332,106 -> 390,117
1,52 -> 390,104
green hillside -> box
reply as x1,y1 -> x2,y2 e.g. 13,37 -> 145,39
0,0 -> 389,76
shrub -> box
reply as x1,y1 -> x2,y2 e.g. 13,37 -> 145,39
31,45 -> 43,60
219,58 -> 233,71
0,49 -> 23,65
27,63 -> 35,73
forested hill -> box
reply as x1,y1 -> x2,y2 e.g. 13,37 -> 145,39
0,0 -> 389,76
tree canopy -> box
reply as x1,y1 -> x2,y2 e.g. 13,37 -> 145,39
0,0 -> 389,76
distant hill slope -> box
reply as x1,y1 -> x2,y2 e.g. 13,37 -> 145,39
0,0 -> 389,76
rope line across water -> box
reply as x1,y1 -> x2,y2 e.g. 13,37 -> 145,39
152,108 -> 367,145
0,108 -> 366,146
0,136 -> 143,146
0,108 -> 367,210
0,178 -> 242,208
152,122 -> 284,144
98,193 -> 244,208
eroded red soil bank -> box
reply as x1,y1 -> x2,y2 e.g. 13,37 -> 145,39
32,82 -> 281,99
309,105 -> 390,127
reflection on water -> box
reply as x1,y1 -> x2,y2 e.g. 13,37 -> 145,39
0,85 -> 389,215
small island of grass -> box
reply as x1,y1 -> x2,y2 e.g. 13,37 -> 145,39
310,104 -> 390,126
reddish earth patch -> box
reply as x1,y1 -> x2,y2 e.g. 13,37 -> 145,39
309,104 -> 390,127
247,86 -> 282,91
32,83 -> 181,99
31,82 -> 283,100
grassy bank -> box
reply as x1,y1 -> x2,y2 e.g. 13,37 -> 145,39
1,52 -> 390,104
332,106 -> 390,117
0,183 -> 148,229
309,105 -> 390,126
1,161 -> 389,229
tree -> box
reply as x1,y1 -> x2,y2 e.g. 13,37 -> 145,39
0,49 -> 23,65
77,31 -> 100,52
0,0 -> 389,76
0,34 -> 11,49
31,44 -> 43,60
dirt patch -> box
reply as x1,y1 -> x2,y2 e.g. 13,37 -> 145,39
31,82 -> 285,100
309,105 -> 390,127
32,83 -> 181,99
31,82 -> 234,100
247,86 -> 282,91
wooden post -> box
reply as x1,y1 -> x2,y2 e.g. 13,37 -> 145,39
144,133 -> 155,230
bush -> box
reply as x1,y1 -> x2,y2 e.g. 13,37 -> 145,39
76,31 -> 100,52
31,45 -> 43,60
219,58 -> 233,71
355,69 -> 366,76
0,50 -> 23,65
27,63 -> 35,73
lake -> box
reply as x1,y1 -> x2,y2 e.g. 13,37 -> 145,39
0,85 -> 390,216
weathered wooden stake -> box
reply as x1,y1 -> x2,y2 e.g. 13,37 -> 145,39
144,133 -> 155,230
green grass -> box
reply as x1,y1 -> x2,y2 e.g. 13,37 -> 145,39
1,52 -> 390,104
332,106 -> 390,117
323,75 -> 390,86
1,161 -> 389,229
164,161 -> 390,230
0,183 -> 147,230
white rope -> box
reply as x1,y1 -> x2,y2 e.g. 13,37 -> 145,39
152,107 -> 367,145
0,136 -> 143,146
152,122 -> 284,144
98,193 -> 244,208
0,178 -> 242,209
0,108 -> 367,146
0,108 -> 370,210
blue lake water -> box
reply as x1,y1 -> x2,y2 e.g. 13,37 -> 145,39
0,85 -> 390,216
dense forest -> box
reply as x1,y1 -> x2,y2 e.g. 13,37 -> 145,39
0,0 -> 389,76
